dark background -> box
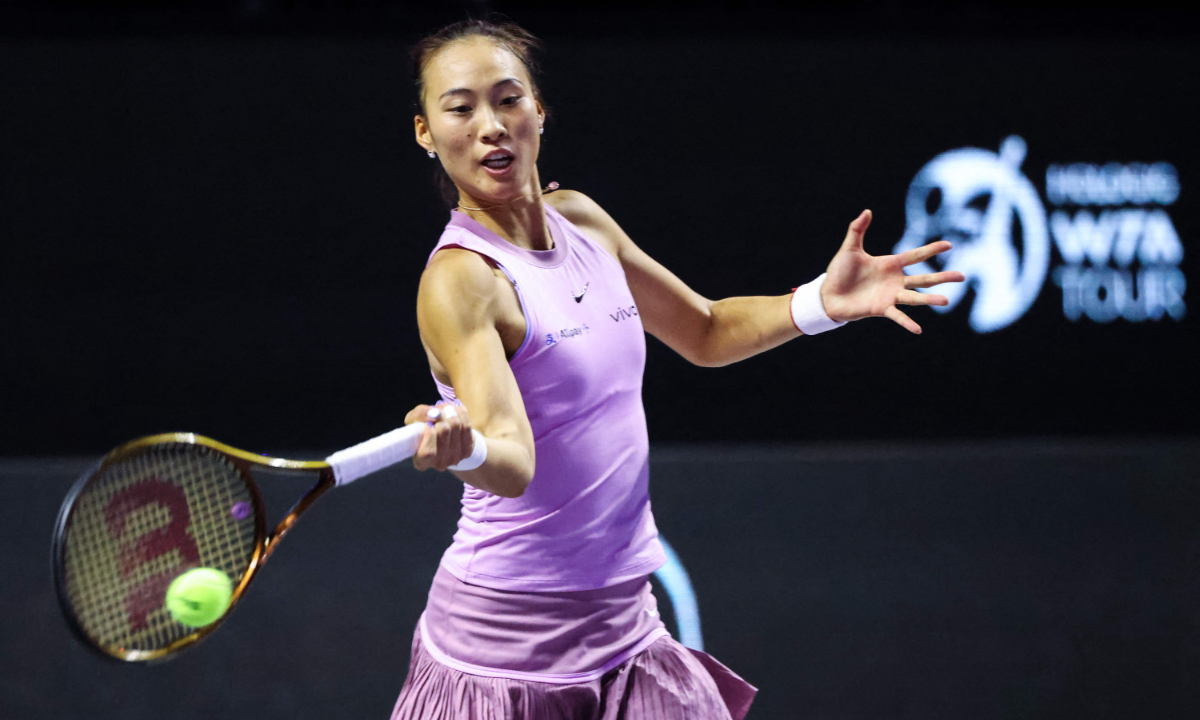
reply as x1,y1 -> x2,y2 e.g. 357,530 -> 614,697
2,2 -> 1198,719
2,0 -> 1197,454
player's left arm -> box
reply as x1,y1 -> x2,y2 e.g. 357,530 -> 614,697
549,190 -> 964,367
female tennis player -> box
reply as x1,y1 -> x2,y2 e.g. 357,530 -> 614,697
392,19 -> 963,720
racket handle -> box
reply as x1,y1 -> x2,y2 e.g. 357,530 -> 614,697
327,423 -> 426,486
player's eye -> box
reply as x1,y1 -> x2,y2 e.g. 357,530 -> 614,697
500,95 -> 520,105
448,105 -> 471,114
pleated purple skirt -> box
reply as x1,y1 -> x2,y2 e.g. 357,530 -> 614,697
391,627 -> 757,720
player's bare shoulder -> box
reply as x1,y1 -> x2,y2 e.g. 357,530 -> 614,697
545,190 -> 625,259
419,248 -> 504,327
422,245 -> 500,291
419,247 -> 526,354
544,188 -> 599,220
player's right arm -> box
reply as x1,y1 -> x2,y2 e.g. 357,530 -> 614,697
407,248 -> 536,498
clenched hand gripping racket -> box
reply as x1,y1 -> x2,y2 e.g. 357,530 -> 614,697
51,424 -> 426,662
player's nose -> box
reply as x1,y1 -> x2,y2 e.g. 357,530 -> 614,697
477,106 -> 507,142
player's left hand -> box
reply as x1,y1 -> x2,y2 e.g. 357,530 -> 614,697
819,210 -> 965,334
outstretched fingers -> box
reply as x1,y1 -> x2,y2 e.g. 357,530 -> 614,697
897,289 -> 949,306
904,270 -> 965,289
897,240 -> 953,267
884,306 -> 922,334
840,210 -> 873,252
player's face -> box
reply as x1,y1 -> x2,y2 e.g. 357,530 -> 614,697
415,38 -> 545,205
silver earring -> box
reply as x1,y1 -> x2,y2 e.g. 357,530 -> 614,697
539,127 -> 544,135
427,150 -> 436,158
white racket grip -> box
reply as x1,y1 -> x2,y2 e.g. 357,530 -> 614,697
327,424 -> 426,486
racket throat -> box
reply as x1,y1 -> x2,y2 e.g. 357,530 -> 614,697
261,471 -> 336,563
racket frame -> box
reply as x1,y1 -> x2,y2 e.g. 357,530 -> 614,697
52,432 -> 336,662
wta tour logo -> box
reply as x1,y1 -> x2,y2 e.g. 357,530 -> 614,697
894,136 -> 1186,332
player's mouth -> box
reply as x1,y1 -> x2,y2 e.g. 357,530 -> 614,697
481,149 -> 515,177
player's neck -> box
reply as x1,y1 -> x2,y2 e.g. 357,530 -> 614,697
457,180 -> 554,252
487,200 -> 553,252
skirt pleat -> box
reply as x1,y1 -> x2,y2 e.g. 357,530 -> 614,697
391,627 -> 756,720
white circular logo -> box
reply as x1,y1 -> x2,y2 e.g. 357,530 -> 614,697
894,136 -> 1050,333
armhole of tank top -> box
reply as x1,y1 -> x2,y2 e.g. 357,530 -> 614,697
495,261 -> 535,364
429,243 -> 535,365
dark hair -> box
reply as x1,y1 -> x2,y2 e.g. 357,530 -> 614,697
411,19 -> 545,208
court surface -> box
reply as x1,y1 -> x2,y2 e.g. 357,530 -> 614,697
4,439 -> 1198,719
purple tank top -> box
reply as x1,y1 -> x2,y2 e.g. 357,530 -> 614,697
427,205 -> 666,593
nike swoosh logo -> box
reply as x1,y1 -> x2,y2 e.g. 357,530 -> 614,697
573,282 -> 589,303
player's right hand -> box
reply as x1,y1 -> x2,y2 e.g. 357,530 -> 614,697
404,402 -> 476,472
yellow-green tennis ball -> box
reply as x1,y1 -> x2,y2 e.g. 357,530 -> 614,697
165,568 -> 233,628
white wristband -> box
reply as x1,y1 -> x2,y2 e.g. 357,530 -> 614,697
790,273 -> 847,335
449,429 -> 489,472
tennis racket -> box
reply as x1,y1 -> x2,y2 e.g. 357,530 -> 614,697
51,424 -> 426,662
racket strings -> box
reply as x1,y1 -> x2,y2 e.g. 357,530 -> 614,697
62,446 -> 259,654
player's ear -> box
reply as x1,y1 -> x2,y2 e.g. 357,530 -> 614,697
415,114 -> 434,155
